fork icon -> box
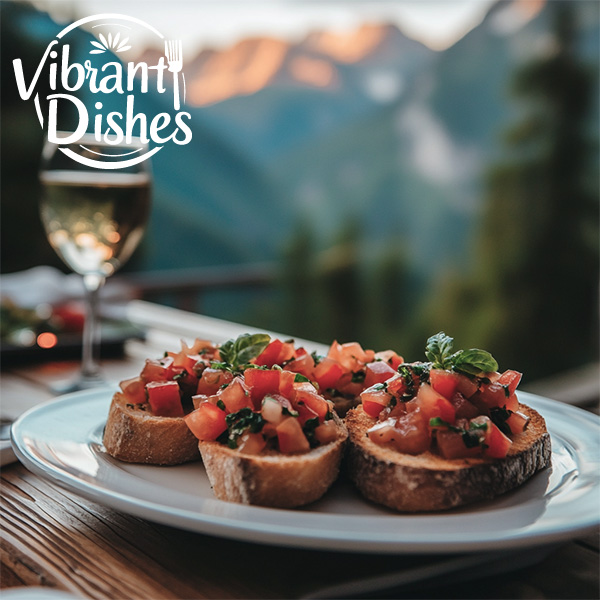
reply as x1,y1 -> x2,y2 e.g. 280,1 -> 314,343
165,40 -> 183,110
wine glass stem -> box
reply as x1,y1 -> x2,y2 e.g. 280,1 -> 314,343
81,273 -> 105,379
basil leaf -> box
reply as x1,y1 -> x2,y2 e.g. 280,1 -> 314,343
425,332 -> 454,369
218,333 -> 271,370
452,348 -> 498,376
234,333 -> 271,365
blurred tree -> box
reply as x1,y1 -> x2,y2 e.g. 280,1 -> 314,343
427,1 -> 598,379
1,1 -> 60,273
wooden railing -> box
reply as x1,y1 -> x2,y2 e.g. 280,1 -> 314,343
108,262 -> 277,312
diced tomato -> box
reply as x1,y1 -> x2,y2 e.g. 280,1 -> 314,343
220,377 -> 253,413
368,411 -> 429,454
504,393 -> 519,412
196,368 -> 233,395
184,402 -> 227,441
244,368 -> 281,407
374,350 -> 404,370
386,374 -> 407,398
119,376 -> 146,404
276,417 -> 310,453
455,375 -> 479,399
364,361 -> 397,388
436,430 -> 482,459
314,358 -> 344,390
416,384 -> 456,425
294,387 -> 330,421
506,410 -> 530,434
450,393 -> 480,420
253,339 -> 284,367
313,420 -> 339,445
497,370 -> 522,395
278,370 -> 297,398
483,420 -> 512,458
477,381 -> 512,409
146,381 -> 184,417
140,356 -> 175,383
328,341 -> 368,371
236,432 -> 267,455
284,353 -> 315,378
361,385 -> 394,418
429,369 -> 462,400
192,393 -> 219,409
295,400 -> 319,425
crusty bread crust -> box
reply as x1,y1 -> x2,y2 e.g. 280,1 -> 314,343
103,392 -> 200,465
199,419 -> 348,508
345,403 -> 551,512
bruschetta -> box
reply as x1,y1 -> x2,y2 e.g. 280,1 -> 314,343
103,338 -> 219,465
345,332 -> 551,511
185,363 -> 348,508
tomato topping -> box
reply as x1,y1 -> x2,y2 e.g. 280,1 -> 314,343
146,381 -> 184,417
253,339 -> 284,367
483,420 -> 512,458
386,374 -> 407,398
140,356 -> 175,383
416,384 -> 456,425
219,377 -> 253,413
506,410 -> 530,434
436,429 -> 482,459
120,377 -> 146,404
450,393 -> 480,420
285,352 -> 315,378
363,361 -> 397,388
368,411 -> 429,454
276,417 -> 310,454
294,386 -> 329,422
373,350 -> 404,370
313,420 -> 339,445
237,432 -> 267,455
429,369 -> 462,400
196,368 -> 233,395
185,402 -> 227,441
244,368 -> 282,407
314,357 -> 344,390
278,370 -> 297,398
327,340 -> 369,371
497,369 -> 522,395
361,385 -> 394,418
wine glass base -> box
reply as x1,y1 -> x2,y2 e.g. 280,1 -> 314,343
50,372 -> 109,395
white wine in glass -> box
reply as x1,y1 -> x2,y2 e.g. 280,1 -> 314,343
39,135 -> 152,391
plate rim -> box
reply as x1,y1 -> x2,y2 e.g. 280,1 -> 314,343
10,388 -> 600,554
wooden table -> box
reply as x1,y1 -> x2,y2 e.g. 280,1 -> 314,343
1,301 -> 598,599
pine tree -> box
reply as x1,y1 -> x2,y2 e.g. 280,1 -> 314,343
443,2 -> 598,378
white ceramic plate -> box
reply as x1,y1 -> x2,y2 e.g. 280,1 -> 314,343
11,389 -> 600,554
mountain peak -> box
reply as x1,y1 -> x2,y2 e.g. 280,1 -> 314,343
302,23 -> 396,63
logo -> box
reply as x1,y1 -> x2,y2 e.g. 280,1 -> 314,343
12,13 -> 192,169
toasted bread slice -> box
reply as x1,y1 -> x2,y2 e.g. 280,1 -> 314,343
198,420 -> 348,508
345,403 -> 551,512
103,392 -> 200,465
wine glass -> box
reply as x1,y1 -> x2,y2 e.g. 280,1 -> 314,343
39,133 -> 152,392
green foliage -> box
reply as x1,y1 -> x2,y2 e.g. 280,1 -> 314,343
427,1 -> 599,379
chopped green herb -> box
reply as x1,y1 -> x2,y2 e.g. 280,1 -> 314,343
216,399 -> 226,411
351,370 -> 366,384
221,407 -> 265,448
294,373 -> 311,383
303,416 -> 320,447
